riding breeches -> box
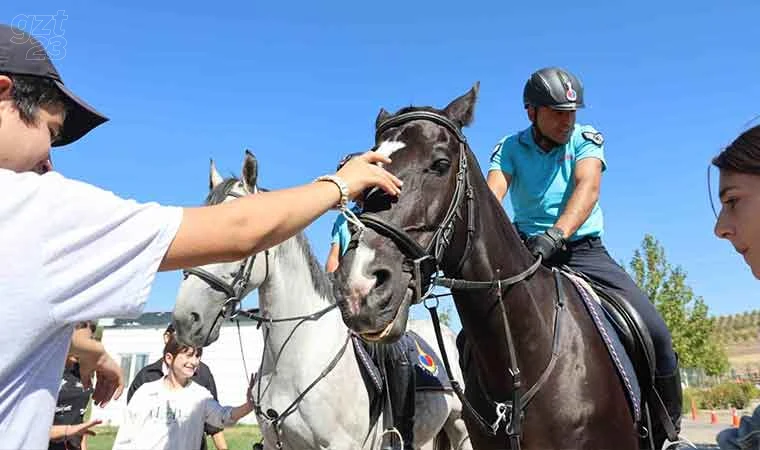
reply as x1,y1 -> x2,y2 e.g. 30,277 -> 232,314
548,236 -> 678,375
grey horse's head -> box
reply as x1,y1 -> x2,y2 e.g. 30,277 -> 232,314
172,150 -> 270,347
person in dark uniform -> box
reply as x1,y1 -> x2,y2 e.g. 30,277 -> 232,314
127,324 -> 227,450
49,321 -> 100,450
486,67 -> 682,447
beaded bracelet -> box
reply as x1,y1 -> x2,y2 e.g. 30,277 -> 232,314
314,175 -> 349,210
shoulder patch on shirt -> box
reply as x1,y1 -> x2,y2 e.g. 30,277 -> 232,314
582,130 -> 604,146
490,142 -> 502,161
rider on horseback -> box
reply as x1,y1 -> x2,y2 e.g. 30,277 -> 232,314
486,67 -> 683,447
328,153 -> 415,450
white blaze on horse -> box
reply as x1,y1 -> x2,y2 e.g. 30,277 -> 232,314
171,151 -> 471,450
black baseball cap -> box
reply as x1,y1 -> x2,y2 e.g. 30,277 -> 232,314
0,24 -> 108,146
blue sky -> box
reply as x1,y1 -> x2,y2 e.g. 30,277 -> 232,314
5,0 -> 760,329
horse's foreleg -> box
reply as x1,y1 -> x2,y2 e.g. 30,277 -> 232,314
443,403 -> 473,450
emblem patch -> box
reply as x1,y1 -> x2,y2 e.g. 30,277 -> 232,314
490,142 -> 502,162
565,81 -> 577,102
582,131 -> 604,146
414,338 -> 438,376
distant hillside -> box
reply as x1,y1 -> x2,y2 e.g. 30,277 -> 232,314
713,310 -> 760,344
713,310 -> 760,375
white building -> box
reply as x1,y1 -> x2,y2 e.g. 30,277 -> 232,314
91,312 -> 264,426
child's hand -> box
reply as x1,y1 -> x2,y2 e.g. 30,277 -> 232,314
246,373 -> 256,406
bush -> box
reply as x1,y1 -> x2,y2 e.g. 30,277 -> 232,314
697,382 -> 756,409
738,381 -> 759,401
683,387 -> 701,412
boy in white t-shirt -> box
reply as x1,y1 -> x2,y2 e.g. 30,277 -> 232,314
113,337 -> 253,450
0,23 -> 402,450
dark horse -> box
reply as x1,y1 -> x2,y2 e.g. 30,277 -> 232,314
332,84 -> 640,449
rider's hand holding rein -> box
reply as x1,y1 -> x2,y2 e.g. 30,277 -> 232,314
159,151 -> 402,272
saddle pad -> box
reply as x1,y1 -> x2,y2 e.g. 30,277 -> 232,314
565,273 -> 642,422
352,331 -> 453,395
352,335 -> 384,395
350,335 -> 384,430
405,330 -> 453,392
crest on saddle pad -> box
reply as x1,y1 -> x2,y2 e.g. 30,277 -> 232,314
414,337 -> 438,376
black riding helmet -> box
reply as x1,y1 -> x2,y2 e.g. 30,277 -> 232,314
523,67 -> 585,111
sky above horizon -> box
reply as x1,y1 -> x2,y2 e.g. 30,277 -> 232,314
5,0 -> 760,332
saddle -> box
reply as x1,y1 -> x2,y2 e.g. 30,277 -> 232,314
563,266 -> 657,390
562,267 -> 680,449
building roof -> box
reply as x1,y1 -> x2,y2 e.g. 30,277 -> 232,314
100,312 -> 259,329
99,312 -> 173,329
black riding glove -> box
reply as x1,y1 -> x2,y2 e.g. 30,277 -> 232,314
526,227 -> 567,261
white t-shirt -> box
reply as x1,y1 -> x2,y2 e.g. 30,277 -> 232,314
0,169 -> 183,450
113,378 -> 234,450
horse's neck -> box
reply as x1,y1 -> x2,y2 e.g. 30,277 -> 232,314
451,151 -> 539,281
449,153 -> 557,396
258,234 -> 345,353
255,235 -> 378,445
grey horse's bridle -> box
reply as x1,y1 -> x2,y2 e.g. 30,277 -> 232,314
181,184 -> 269,345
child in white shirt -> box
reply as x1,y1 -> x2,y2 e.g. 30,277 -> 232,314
113,337 -> 254,450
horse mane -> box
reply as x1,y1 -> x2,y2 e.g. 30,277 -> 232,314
207,176 -> 333,300
290,232 -> 334,301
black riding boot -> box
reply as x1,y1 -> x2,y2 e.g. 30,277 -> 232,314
382,344 -> 415,450
650,365 -> 683,449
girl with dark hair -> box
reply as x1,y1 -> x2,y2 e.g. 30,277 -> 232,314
112,336 -> 254,450
713,124 -> 760,449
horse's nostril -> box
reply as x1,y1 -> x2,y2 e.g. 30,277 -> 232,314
190,312 -> 201,323
373,268 -> 391,288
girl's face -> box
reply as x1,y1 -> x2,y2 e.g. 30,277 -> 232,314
166,348 -> 200,382
714,169 -> 760,279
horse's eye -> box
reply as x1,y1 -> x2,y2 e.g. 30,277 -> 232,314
431,159 -> 451,173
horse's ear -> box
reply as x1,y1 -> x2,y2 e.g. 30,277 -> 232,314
375,108 -> 391,129
209,159 -> 224,191
242,149 -> 258,193
443,81 -> 479,128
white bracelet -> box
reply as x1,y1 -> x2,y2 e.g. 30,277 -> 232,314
314,175 -> 349,210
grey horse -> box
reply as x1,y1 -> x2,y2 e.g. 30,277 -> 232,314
172,151 -> 471,450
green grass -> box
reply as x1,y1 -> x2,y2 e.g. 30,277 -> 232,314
86,425 -> 262,450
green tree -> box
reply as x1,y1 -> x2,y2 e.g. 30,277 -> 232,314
628,234 -> 729,376
438,305 -> 452,328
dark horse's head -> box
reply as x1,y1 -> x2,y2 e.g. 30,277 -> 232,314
334,83 -> 479,343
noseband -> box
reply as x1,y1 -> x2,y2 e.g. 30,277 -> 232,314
358,110 -> 475,302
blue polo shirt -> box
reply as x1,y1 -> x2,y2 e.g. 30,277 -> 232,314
488,124 -> 607,241
331,205 -> 362,255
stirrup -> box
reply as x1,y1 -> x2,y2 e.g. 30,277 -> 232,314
661,436 -> 696,450
380,427 -> 405,450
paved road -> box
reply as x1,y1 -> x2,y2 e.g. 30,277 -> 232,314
679,418 -> 723,448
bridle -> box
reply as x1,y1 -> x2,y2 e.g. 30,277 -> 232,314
358,110 -> 477,301
359,111 -> 544,303
181,180 -> 349,450
182,184 -> 269,346
355,110 -> 563,450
